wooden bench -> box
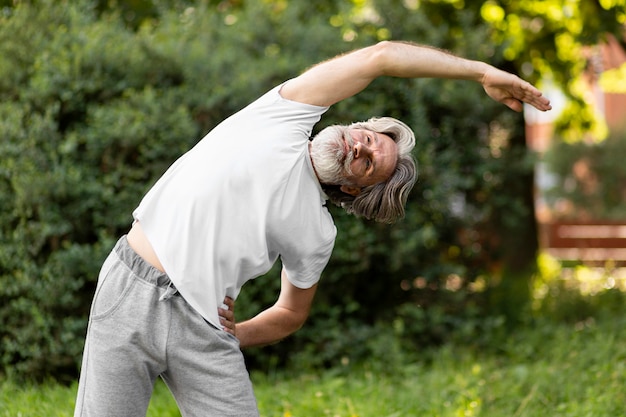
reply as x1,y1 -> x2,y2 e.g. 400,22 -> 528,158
540,220 -> 626,266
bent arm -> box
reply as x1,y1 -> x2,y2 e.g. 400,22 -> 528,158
280,41 -> 551,112
236,268 -> 317,349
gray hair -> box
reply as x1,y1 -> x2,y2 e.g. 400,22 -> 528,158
324,117 -> 417,224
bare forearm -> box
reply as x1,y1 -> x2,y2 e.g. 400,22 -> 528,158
375,41 -> 551,112
376,41 -> 492,82
283,39 -> 549,110
236,305 -> 307,349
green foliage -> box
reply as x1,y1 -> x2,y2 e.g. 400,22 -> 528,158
1,0 -> 624,383
0,0 -> 352,382
256,316 -> 626,417
0,0 -> 522,380
0,1 -> 206,381
476,0 -> 626,140
238,1 -> 543,371
534,253 -> 626,322
600,62 -> 626,93
2,311 -> 625,416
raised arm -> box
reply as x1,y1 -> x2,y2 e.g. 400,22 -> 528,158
280,41 -> 551,112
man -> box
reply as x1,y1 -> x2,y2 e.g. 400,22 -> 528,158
74,41 -> 551,416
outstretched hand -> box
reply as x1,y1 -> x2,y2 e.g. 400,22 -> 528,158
481,67 -> 552,112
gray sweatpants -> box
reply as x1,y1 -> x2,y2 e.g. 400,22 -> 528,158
74,236 -> 258,417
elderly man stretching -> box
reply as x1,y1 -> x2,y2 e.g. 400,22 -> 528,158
74,40 -> 551,417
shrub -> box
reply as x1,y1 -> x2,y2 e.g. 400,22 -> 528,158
0,0 -> 542,381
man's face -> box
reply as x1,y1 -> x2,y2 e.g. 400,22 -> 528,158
310,126 -> 398,193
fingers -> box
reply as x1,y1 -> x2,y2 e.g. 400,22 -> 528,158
483,67 -> 552,112
219,296 -> 236,336
498,84 -> 551,112
519,82 -> 552,111
530,94 -> 552,111
504,95 -> 551,113
503,98 -> 523,112
222,296 -> 234,310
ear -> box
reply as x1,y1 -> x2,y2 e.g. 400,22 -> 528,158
340,184 -> 362,196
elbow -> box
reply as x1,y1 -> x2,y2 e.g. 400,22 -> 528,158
371,40 -> 394,58
369,41 -> 396,76
278,308 -> 309,337
287,311 -> 309,334
375,40 -> 394,50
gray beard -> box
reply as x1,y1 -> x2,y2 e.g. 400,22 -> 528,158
310,126 -> 354,185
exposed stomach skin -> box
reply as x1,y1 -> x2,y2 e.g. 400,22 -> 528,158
126,221 -> 166,273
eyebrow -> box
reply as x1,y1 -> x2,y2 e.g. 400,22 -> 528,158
371,132 -> 384,177
375,131 -> 396,179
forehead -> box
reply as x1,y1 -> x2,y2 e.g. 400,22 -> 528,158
375,132 -> 398,180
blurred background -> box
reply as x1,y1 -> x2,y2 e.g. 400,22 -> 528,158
0,0 -> 625,384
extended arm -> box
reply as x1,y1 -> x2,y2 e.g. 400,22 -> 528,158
280,41 -> 551,112
236,268 -> 317,348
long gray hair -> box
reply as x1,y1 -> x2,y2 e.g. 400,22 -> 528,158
323,117 -> 417,224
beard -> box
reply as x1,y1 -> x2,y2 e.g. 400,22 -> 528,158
310,125 -> 354,185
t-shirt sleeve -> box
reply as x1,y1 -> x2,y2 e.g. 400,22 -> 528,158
280,226 -> 336,289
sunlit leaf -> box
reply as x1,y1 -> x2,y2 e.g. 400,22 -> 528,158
599,63 -> 626,93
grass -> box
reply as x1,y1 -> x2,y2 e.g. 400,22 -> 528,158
1,314 -> 624,417
253,316 -> 626,417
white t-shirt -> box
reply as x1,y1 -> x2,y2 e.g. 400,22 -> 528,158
133,83 -> 337,328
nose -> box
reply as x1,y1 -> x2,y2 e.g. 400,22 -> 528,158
353,141 -> 371,159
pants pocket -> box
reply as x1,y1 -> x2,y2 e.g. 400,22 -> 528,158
90,252 -> 136,321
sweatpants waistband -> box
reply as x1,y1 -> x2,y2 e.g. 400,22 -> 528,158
114,235 -> 171,289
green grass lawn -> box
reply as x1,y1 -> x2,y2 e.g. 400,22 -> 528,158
2,316 -> 624,417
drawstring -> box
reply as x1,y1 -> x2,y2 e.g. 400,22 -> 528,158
159,281 -> 178,301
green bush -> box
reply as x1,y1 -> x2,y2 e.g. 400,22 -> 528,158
0,2 -> 200,381
0,0 -> 353,382
0,0 -> 543,381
